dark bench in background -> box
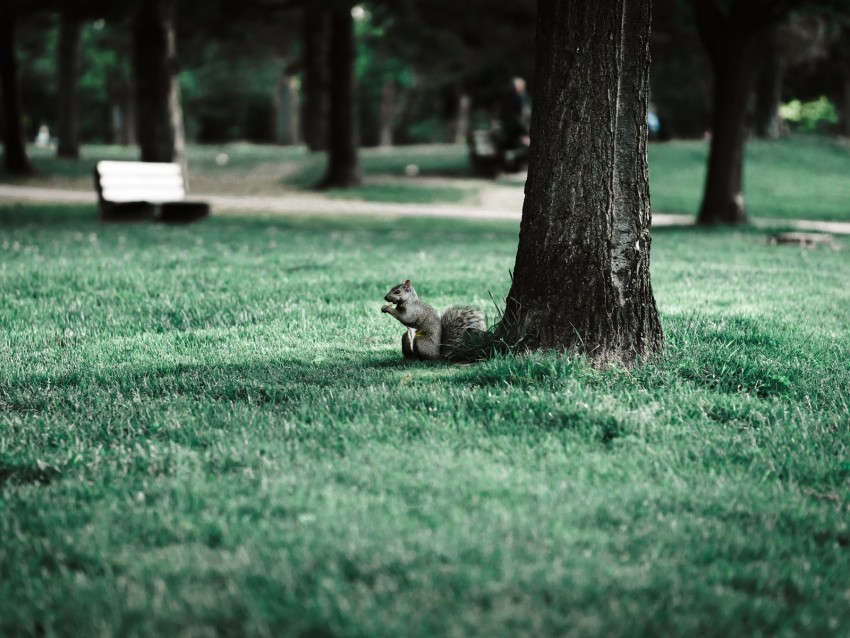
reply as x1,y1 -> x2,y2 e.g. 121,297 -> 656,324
467,129 -> 527,178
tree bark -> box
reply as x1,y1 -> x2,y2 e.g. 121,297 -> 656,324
694,0 -> 771,225
317,6 -> 361,188
499,0 -> 662,365
0,14 -> 34,175
302,4 -> 330,152
132,0 -> 186,170
754,27 -> 783,140
56,13 -> 83,159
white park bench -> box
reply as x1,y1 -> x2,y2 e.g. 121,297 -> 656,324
93,160 -> 210,222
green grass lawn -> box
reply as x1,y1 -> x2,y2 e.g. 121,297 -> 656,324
649,135 -> 850,222
1,204 -> 849,636
5,135 -> 850,220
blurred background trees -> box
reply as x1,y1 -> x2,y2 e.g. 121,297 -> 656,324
1,0 -> 849,201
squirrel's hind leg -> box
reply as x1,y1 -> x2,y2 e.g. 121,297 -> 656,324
402,329 -> 416,359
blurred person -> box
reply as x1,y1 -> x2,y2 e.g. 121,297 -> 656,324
35,125 -> 51,148
648,108 -> 661,139
500,77 -> 531,151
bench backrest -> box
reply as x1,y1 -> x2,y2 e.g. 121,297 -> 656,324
95,161 -> 186,204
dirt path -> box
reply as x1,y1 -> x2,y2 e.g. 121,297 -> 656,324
2,184 -> 849,235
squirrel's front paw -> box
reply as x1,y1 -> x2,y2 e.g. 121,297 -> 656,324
381,304 -> 393,313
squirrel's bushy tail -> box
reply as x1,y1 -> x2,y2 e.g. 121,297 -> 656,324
440,305 -> 486,360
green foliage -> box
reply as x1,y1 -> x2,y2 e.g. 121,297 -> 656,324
179,43 -> 284,143
780,96 -> 840,132
0,205 -> 849,636
353,6 -> 414,146
15,14 -> 57,139
650,0 -> 713,137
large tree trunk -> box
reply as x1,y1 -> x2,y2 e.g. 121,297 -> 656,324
317,6 -> 361,189
754,27 -> 783,140
132,0 -> 186,169
694,0 -> 770,225
56,13 -> 83,159
302,4 -> 329,152
0,14 -> 34,175
499,0 -> 662,365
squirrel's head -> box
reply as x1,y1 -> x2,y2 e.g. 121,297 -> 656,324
384,279 -> 414,305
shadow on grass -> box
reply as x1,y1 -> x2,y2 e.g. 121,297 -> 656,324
0,457 -> 62,487
0,204 -> 95,228
3,353 -> 426,416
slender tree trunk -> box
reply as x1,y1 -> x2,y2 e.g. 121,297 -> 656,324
754,27 -> 783,140
317,6 -> 361,188
454,92 -> 471,144
110,103 -> 122,145
698,46 -> 757,224
275,71 -> 299,145
125,75 -> 138,146
0,14 -> 34,175
110,84 -> 138,146
111,79 -> 138,146
842,69 -> 850,138
56,13 -> 82,158
132,0 -> 186,170
302,4 -> 329,152
499,0 -> 662,365
378,80 -> 395,147
694,0 -> 770,225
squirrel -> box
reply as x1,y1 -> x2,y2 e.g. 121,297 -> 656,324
381,279 -> 486,361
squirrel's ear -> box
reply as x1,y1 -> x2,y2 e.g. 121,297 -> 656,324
403,279 -> 411,288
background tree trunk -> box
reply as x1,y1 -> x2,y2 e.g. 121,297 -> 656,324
132,0 -> 186,170
842,69 -> 850,138
698,40 -> 757,224
499,0 -> 662,365
754,27 -> 783,139
124,75 -> 138,147
110,79 -> 137,147
378,81 -> 396,147
317,6 -> 361,189
302,4 -> 329,152
275,71 -> 299,145
694,0 -> 773,225
0,14 -> 34,175
56,13 -> 83,159
453,92 -> 471,144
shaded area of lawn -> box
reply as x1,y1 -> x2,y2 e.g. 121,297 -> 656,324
1,205 -> 849,637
